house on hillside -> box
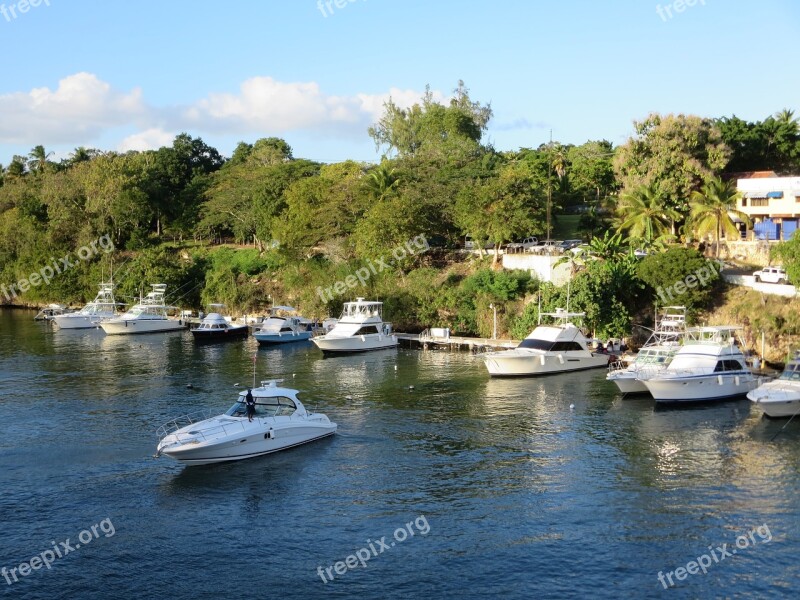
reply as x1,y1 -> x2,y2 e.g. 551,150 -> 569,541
736,173 -> 800,241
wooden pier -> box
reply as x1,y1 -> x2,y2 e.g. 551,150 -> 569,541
395,332 -> 518,352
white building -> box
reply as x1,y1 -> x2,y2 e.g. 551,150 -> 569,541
737,175 -> 800,240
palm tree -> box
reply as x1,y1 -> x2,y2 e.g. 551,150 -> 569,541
688,177 -> 751,258
27,145 -> 53,173
364,163 -> 399,202
616,183 -> 680,245
68,146 -> 95,166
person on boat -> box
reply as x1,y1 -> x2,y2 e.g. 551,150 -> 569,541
245,389 -> 255,422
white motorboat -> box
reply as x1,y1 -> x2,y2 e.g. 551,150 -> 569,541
607,306 -> 686,394
52,283 -> 121,329
100,284 -> 186,335
155,380 -> 337,465
311,298 -> 398,354
34,304 -> 71,321
253,305 -> 313,345
640,326 -> 759,403
191,309 -> 249,342
748,352 -> 800,418
482,309 -> 608,377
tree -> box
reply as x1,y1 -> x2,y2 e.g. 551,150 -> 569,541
368,81 -> 492,158
363,162 -> 400,202
27,145 -> 53,173
616,183 -> 680,246
688,177 -> 751,258
614,113 -> 731,221
567,140 -> 617,206
455,161 -> 544,265
637,247 -> 720,310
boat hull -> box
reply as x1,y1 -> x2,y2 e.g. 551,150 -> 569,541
484,351 -> 609,377
101,318 -> 186,335
645,373 -> 758,403
608,373 -> 650,394
53,313 -> 114,329
312,334 -> 398,354
160,426 -> 336,465
748,383 -> 800,418
254,331 -> 312,345
191,327 -> 249,341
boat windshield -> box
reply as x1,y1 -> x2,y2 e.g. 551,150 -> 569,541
517,339 -> 585,351
225,396 -> 298,417
635,349 -> 672,365
779,362 -> 800,381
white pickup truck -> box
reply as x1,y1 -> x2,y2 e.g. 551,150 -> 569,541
753,266 -> 790,284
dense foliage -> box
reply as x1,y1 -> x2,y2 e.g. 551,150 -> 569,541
1,90 -> 798,338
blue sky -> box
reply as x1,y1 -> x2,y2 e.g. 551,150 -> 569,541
0,0 -> 798,165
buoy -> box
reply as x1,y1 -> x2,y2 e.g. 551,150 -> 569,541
394,365 -> 398,371
234,383 -> 240,387
186,384 -> 193,389
409,385 -> 415,390
345,395 -> 353,400
569,404 -> 575,410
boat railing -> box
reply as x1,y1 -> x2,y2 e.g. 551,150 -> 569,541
607,360 -> 628,373
156,408 -> 219,440
638,366 -> 754,381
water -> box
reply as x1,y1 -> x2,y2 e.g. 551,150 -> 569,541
1,308 -> 798,598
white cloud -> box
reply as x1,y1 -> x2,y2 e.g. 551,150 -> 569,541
181,76 -> 440,136
0,72 -> 443,153
0,72 -> 146,144
117,128 -> 176,152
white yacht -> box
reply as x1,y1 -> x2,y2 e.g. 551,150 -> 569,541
311,298 -> 398,354
52,283 -> 120,329
253,306 -> 313,345
748,352 -> 800,418
482,309 -> 608,377
607,306 -> 686,394
640,326 -> 759,403
100,284 -> 186,335
156,380 -> 337,465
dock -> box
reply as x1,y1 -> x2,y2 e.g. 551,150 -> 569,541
396,330 -> 518,352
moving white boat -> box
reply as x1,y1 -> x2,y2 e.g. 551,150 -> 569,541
482,309 -> 608,377
191,308 -> 249,341
52,283 -> 121,329
640,326 -> 759,403
100,284 -> 186,335
748,352 -> 800,418
607,306 -> 686,394
253,306 -> 313,345
311,298 -> 398,354
155,380 -> 336,465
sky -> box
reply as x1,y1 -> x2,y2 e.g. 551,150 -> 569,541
0,0 -> 798,165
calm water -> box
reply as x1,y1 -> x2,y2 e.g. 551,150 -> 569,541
1,308 -> 798,599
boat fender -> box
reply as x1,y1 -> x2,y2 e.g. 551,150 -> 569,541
540,355 -> 546,366
735,375 -> 740,386
718,375 -> 724,385
264,429 -> 274,440
558,354 -> 564,365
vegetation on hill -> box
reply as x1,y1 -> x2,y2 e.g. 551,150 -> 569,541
2,84 -> 800,344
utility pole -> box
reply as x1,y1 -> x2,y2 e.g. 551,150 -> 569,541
547,129 -> 552,240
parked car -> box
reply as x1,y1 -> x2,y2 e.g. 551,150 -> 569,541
559,239 -> 583,251
520,236 -> 539,249
753,266 -> 790,284
465,236 -> 494,250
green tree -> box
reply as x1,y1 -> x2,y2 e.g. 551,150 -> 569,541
614,113 -> 731,221
688,177 -> 751,258
27,145 -> 53,173
616,183 -> 679,246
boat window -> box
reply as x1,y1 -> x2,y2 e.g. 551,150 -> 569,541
354,325 -> 380,336
713,360 -> 744,372
280,327 -> 294,332
779,364 -> 800,380
551,341 -> 584,352
517,338 -> 555,351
